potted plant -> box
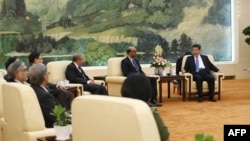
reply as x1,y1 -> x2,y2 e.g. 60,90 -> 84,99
151,44 -> 172,75
195,133 -> 214,141
242,26 -> 250,45
50,104 -> 71,140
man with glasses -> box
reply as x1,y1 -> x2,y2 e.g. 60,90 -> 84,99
6,61 -> 29,85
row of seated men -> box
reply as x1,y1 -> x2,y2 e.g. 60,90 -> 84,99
3,50 -> 170,141
3,49 -> 162,117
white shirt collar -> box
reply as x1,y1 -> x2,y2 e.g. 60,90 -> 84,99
73,62 -> 80,68
14,79 -> 30,86
40,85 -> 49,92
128,56 -> 136,63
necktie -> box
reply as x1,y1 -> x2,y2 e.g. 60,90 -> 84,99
78,66 -> 82,73
132,59 -> 139,72
195,56 -> 199,72
79,66 -> 87,79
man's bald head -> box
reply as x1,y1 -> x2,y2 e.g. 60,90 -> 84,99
126,46 -> 137,58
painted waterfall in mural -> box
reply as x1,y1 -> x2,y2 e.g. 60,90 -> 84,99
0,0 -> 231,67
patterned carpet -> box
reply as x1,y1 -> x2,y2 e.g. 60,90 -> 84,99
158,79 -> 250,141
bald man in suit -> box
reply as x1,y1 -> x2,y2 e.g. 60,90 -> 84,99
121,46 -> 161,107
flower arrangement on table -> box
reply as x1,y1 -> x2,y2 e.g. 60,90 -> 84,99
150,44 -> 171,68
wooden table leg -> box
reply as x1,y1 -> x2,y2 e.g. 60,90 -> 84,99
167,80 -> 170,98
182,78 -> 186,101
159,81 -> 162,103
179,81 -> 182,95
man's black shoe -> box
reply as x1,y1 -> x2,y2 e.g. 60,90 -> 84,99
209,98 -> 217,102
148,102 -> 157,107
155,102 -> 162,107
198,97 -> 203,102
151,100 -> 162,107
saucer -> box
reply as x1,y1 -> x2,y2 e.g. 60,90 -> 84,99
55,137 -> 70,141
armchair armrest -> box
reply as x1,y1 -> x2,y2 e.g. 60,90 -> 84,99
182,72 -> 193,81
210,72 -> 224,81
106,76 -> 126,83
146,74 -> 160,79
94,80 -> 105,86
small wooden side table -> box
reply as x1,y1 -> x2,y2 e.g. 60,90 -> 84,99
158,75 -> 186,102
66,86 -> 79,98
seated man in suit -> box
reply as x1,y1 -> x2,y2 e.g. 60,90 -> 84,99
184,44 -> 220,102
121,46 -> 161,107
65,53 -> 107,95
176,52 -> 192,75
28,63 -> 58,128
28,51 -> 73,110
173,52 -> 192,93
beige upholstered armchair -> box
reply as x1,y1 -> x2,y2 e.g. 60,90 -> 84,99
72,95 -> 161,141
0,70 -> 6,79
2,83 -> 55,141
181,55 -> 224,100
0,79 -> 6,141
46,60 -> 87,95
106,57 -> 160,97
105,57 -> 126,97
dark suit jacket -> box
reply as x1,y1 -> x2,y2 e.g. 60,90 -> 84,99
30,84 -> 58,128
184,55 -> 219,75
65,62 -> 90,85
176,56 -> 183,75
121,57 -> 144,76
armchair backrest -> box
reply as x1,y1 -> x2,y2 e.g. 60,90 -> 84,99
72,95 -> 160,141
0,70 -> 6,79
181,55 -> 215,69
0,79 -> 7,118
47,60 -> 72,83
2,83 -> 46,132
107,57 -> 125,76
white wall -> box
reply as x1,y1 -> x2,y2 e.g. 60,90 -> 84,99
217,0 -> 250,79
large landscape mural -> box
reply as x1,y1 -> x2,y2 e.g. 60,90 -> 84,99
0,0 -> 232,67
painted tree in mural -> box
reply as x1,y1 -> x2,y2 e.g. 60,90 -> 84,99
205,0 -> 231,26
178,33 -> 193,53
2,0 -> 26,18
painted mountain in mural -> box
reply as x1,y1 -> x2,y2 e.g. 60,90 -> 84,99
0,0 -> 232,67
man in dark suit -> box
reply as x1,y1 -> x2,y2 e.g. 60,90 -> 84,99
176,52 -> 192,75
28,63 -> 58,128
184,44 -> 220,102
65,53 -> 107,95
121,46 -> 161,107
173,52 -> 192,93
